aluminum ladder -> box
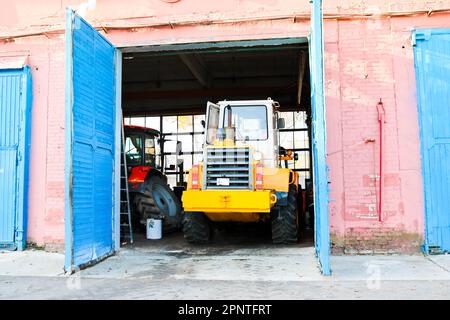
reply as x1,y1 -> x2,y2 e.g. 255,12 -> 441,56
120,120 -> 133,245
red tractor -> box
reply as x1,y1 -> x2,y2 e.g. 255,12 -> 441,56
124,125 -> 182,233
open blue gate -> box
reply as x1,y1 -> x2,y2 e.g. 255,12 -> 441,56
0,67 -> 32,251
413,28 -> 450,254
310,0 -> 331,275
65,9 -> 118,272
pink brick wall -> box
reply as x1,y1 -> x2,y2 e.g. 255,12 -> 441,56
325,11 -> 450,252
1,0 -> 450,252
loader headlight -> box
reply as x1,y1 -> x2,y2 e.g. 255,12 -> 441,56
253,152 -> 262,161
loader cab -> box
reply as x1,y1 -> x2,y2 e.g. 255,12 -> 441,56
205,99 -> 283,168
124,125 -> 160,171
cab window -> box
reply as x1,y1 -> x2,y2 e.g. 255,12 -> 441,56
206,105 -> 220,144
125,135 -> 142,166
144,137 -> 156,167
223,105 -> 268,141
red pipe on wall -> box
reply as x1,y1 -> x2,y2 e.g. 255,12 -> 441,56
376,99 -> 386,222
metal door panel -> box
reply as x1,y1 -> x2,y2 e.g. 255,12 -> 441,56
0,68 -> 32,251
414,28 -> 450,253
65,9 -> 117,271
0,149 -> 17,247
310,0 -> 331,275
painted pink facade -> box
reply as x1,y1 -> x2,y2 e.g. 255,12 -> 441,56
1,0 -> 450,252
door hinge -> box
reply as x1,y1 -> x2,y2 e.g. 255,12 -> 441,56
412,30 -> 431,46
15,229 -> 23,241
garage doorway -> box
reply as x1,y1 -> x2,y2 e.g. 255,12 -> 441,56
118,39 -> 318,260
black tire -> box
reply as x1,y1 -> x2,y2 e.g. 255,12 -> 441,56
271,185 -> 298,244
134,176 -> 182,233
134,194 -> 159,220
182,212 -> 211,244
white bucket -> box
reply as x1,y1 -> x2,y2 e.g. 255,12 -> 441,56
146,218 -> 162,240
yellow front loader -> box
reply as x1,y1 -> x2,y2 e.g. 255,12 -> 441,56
182,99 -> 301,244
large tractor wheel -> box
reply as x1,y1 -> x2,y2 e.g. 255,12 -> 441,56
135,176 -> 182,233
271,184 -> 298,244
182,212 -> 212,244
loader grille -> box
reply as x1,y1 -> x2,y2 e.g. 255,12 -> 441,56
204,147 -> 252,190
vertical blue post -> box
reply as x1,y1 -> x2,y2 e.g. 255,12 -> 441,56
64,8 -> 74,273
310,0 -> 331,275
113,50 -> 122,251
16,66 -> 32,251
412,30 -> 430,254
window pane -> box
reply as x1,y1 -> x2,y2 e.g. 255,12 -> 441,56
279,131 -> 294,149
295,151 -> 310,170
294,111 -> 308,129
163,116 -> 177,134
164,155 -> 177,170
193,153 -> 203,165
179,154 -> 192,172
193,133 -> 204,152
166,175 -> 177,188
130,117 -> 145,127
298,171 -> 310,189
163,139 -> 178,154
154,142 -> 162,170
178,116 -> 193,133
125,134 -> 142,167
146,117 -> 160,131
294,130 -> 309,149
144,138 -> 155,167
194,114 -> 206,132
223,106 -> 268,141
178,134 -> 192,153
279,112 -> 294,129
206,105 -> 220,144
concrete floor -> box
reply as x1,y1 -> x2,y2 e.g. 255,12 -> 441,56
1,226 -> 450,299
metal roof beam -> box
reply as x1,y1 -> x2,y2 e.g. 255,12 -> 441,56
178,54 -> 212,88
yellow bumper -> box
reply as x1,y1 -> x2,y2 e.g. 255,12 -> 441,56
182,190 -> 276,213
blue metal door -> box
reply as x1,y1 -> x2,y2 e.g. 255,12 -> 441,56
414,28 -> 450,253
310,0 -> 331,275
65,9 -> 117,272
0,67 -> 32,251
